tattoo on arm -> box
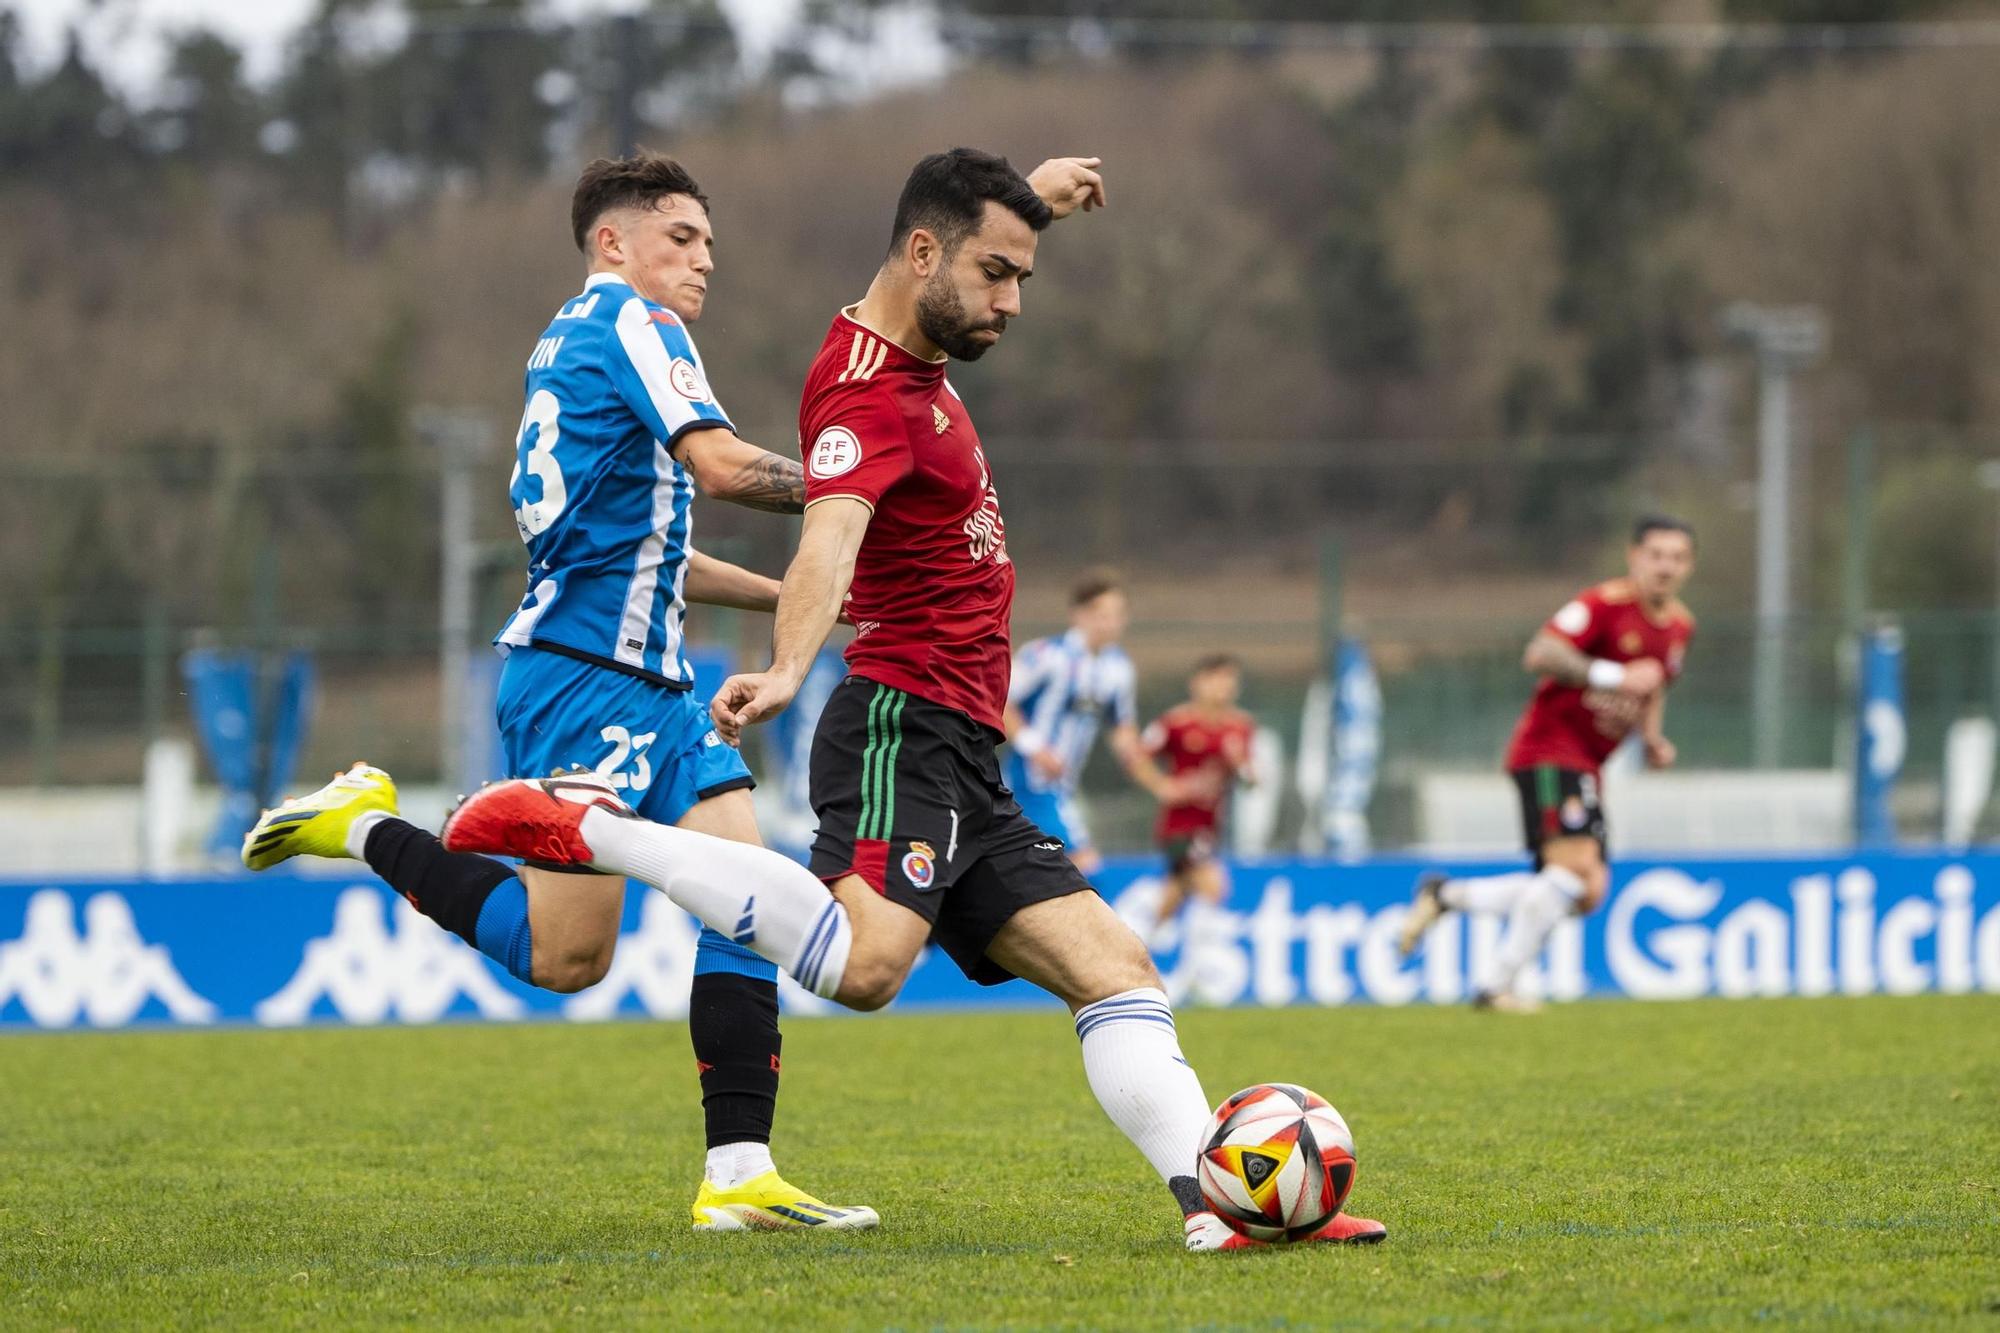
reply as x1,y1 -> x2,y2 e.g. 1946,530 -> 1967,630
1524,632 -> 1592,687
724,452 -> 807,514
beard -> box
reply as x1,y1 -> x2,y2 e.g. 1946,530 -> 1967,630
916,271 -> 1005,361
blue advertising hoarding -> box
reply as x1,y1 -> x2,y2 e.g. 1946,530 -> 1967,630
3,851 -> 1998,1030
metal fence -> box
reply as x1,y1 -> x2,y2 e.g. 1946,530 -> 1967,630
6,604 -> 1995,849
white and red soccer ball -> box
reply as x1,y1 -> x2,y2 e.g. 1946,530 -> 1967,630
1197,1083 -> 1357,1243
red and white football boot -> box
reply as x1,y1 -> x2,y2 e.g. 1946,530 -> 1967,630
1184,1209 -> 1388,1252
440,770 -> 632,867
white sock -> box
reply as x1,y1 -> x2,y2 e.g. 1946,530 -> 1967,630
578,807 -> 852,1000
704,1141 -> 775,1191
343,810 -> 392,861
1438,870 -> 1536,915
1478,866 -> 1583,996
1073,987 -> 1213,1213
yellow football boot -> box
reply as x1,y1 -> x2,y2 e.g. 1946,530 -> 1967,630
690,1171 -> 880,1232
242,763 -> 399,870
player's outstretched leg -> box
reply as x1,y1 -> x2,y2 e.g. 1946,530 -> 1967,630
243,763 -> 541,986
1472,863 -> 1585,1012
984,890 -> 1386,1252
441,774 -> 854,1001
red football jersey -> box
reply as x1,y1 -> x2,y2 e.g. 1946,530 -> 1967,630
1144,704 -> 1256,840
1504,578 -> 1695,775
800,311 -> 1014,732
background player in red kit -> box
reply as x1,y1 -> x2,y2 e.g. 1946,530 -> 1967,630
446,148 -> 1385,1250
1144,655 -> 1256,933
1399,516 -> 1697,1011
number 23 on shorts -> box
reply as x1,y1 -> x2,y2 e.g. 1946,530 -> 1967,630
595,724 -> 656,791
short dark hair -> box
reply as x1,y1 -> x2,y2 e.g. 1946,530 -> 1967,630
887,148 -> 1052,259
570,151 -> 708,254
1632,513 -> 1695,547
1070,568 -> 1124,608
1192,653 -> 1241,677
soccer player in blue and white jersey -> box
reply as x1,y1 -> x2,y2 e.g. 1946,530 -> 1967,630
241,153 -> 875,1232
1002,570 -> 1179,875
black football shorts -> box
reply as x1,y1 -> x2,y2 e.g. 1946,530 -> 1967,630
1510,764 -> 1607,867
808,675 -> 1091,984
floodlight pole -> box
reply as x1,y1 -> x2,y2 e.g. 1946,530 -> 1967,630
422,410 -> 490,795
1724,303 -> 1826,770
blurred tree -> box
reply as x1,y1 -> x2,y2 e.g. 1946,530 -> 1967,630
0,28 -> 142,188
1307,51 -> 1426,381
153,30 -> 262,166
378,0 -> 568,178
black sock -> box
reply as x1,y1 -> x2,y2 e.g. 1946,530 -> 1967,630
363,817 -> 516,947
689,970 -> 780,1149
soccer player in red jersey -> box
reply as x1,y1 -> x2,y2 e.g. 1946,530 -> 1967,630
1144,655 -> 1257,932
443,148 -> 1384,1250
1399,516 -> 1697,1011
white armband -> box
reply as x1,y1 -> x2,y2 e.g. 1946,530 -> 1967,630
1586,659 -> 1627,691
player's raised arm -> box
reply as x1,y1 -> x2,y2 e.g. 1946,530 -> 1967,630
710,496 -> 873,744
682,548 -> 782,612
1027,156 -> 1106,220
674,428 -> 806,513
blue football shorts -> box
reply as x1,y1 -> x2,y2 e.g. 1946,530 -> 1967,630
1000,752 -> 1091,856
495,644 -> 768,979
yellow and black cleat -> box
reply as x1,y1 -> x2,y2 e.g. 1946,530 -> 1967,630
242,763 -> 399,870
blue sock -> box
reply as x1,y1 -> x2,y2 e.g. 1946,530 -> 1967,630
693,924 -> 779,981
472,877 -> 536,984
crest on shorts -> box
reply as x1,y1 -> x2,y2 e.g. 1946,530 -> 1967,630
902,840 -> 937,890
932,403 -> 950,434
1560,796 -> 1589,831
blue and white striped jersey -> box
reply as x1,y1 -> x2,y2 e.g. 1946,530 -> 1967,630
1007,628 -> 1137,795
494,273 -> 732,687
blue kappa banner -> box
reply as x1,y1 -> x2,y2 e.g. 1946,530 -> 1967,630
3,851 -> 1999,1030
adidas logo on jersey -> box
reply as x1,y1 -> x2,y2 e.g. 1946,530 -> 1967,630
0,889 -> 217,1028
933,403 -> 950,434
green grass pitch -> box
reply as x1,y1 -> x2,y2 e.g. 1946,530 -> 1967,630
3,994 -> 1996,1329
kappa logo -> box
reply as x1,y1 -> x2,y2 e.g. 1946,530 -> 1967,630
255,888 -> 525,1027
932,403 -> 950,434
0,889 -> 216,1028
808,426 -> 862,479
1034,840 -> 1064,852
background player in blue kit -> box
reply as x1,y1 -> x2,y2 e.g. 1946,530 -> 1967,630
1003,570 -> 1188,875
242,153 -> 876,1232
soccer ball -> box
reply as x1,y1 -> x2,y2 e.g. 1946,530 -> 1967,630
1196,1083 -> 1356,1243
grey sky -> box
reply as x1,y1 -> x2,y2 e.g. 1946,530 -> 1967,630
6,0 -> 809,100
